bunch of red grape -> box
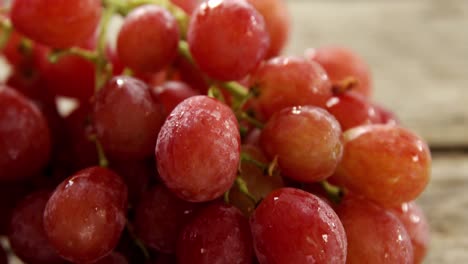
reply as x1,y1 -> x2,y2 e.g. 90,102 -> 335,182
0,0 -> 431,263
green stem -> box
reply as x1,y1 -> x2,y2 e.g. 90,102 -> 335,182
238,112 -> 264,129
235,177 -> 257,205
125,222 -> 150,260
178,40 -> 194,64
89,135 -> 109,168
240,152 -> 268,172
0,17 -> 12,50
221,81 -> 249,99
48,47 -> 97,64
320,181 -> 344,204
95,4 -> 115,91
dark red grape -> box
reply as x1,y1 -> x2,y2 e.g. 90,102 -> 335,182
247,0 -> 290,57
44,166 -> 128,263
177,203 -> 253,264
11,0 -> 102,48
326,91 -> 381,131
250,188 -> 347,264
249,56 -> 332,120
335,124 -> 431,207
391,202 -> 430,264
188,0 -> 270,80
134,185 -> 200,253
306,46 -> 372,97
0,182 -> 31,235
8,191 -> 65,264
0,85 -> 51,181
93,76 -> 166,160
117,5 -> 180,73
336,195 -> 413,263
260,106 -> 343,182
156,95 -> 240,202
151,81 -> 199,114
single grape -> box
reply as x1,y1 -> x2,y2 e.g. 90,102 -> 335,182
117,5 -> 180,73
11,0 -> 102,48
247,0 -> 290,57
305,46 -> 372,97
151,81 -> 199,114
188,0 -> 270,80
260,106 -> 343,183
134,185 -> 201,253
93,76 -> 166,160
156,95 -> 240,202
250,188 -> 347,264
334,124 -> 431,207
8,191 -> 65,264
336,195 -> 413,264
0,85 -> 51,181
177,203 -> 253,264
325,91 -> 381,131
229,145 -> 284,215
43,166 -> 128,263
249,56 -> 332,120
391,202 -> 430,264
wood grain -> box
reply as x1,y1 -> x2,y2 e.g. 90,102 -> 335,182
284,0 -> 468,146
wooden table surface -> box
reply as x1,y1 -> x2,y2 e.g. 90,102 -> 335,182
284,0 -> 468,263
3,0 -> 468,263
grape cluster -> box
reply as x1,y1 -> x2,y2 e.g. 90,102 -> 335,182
0,0 -> 431,263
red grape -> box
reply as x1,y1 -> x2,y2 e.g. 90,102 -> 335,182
260,106 -> 343,182
391,202 -> 430,264
156,95 -> 240,202
177,203 -> 253,264
251,188 -> 347,264
117,5 -> 180,73
335,124 -> 431,207
305,46 -> 372,97
325,91 -> 381,131
247,0 -> 290,57
8,191 -> 65,264
188,0 -> 270,80
172,0 -> 200,14
44,166 -> 128,263
134,185 -> 200,253
93,76 -> 166,160
249,56 -> 332,120
336,195 -> 413,264
11,0 -> 102,48
0,85 -> 51,181
151,81 -> 199,114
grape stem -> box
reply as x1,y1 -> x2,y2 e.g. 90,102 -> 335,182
240,152 -> 268,172
47,47 -> 98,64
235,176 -> 257,205
88,135 -> 109,168
320,181 -> 344,204
0,17 -> 12,50
95,4 -> 116,91
125,222 -> 150,260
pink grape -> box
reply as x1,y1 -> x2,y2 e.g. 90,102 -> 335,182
188,0 -> 270,80
156,95 -> 240,202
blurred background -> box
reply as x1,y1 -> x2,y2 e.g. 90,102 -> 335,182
283,0 -> 468,263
